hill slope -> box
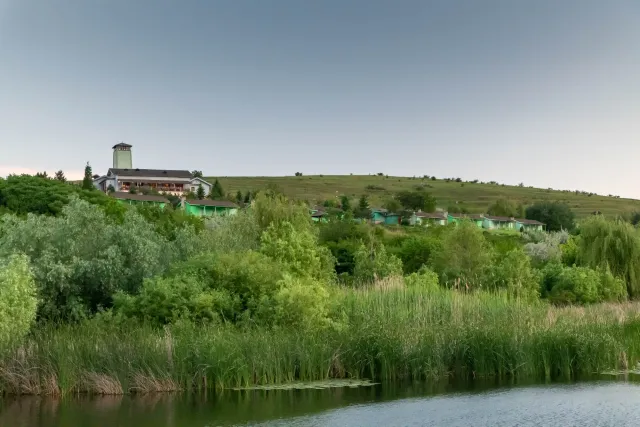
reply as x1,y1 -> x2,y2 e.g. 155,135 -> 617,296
207,175 -> 640,218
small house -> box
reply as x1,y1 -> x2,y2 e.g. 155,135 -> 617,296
515,218 -> 545,232
483,215 -> 516,230
411,211 -> 447,226
310,208 -> 329,223
111,192 -> 169,208
447,214 -> 484,228
370,208 -> 388,224
183,200 -> 239,217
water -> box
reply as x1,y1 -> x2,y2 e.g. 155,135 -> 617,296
2,380 -> 640,426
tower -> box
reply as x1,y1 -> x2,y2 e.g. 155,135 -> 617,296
112,142 -> 133,169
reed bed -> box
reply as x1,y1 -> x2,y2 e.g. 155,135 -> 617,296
2,288 -> 640,395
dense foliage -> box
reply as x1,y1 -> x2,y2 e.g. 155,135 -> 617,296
0,255 -> 38,347
526,201 -> 576,232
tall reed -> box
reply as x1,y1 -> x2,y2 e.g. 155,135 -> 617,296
2,288 -> 640,395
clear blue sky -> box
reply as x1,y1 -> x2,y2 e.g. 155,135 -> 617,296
1,1 -> 638,196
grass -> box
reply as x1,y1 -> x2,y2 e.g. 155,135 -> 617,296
207,175 -> 640,218
2,287 -> 640,395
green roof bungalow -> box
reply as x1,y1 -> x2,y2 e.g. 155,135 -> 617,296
183,199 -> 239,217
482,215 -> 517,230
384,212 -> 400,225
515,218 -> 545,232
111,192 -> 169,208
447,214 -> 484,228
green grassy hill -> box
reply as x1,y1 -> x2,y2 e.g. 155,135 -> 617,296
207,175 -> 640,218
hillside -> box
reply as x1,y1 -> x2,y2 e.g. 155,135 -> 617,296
207,175 -> 640,218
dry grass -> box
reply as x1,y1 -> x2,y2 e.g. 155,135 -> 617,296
129,372 -> 181,394
77,373 -> 123,395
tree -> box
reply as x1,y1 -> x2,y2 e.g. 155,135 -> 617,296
383,198 -> 401,214
577,216 -> 640,298
0,255 -> 38,347
107,184 -> 116,193
82,162 -> 94,190
487,198 -> 524,218
54,170 -> 66,182
235,190 -> 243,204
210,179 -> 224,200
353,242 -> 403,285
196,184 -> 205,200
35,171 -> 49,179
244,191 -> 252,204
434,221 -> 493,288
340,195 -> 352,212
396,190 -> 437,212
354,195 -> 371,219
525,202 -> 575,232
191,170 -> 203,178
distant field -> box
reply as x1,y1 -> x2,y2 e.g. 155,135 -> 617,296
206,175 -> 640,218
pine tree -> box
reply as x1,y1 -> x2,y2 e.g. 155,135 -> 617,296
54,170 -> 66,182
244,191 -> 252,204
236,190 -> 243,204
35,171 -> 49,179
210,179 -> 224,200
81,162 -> 94,190
358,195 -> 369,210
197,184 -> 205,200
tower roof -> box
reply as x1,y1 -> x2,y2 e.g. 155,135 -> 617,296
112,142 -> 132,149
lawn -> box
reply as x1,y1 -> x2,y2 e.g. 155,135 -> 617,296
206,175 -> 640,218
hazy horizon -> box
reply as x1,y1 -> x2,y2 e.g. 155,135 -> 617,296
1,1 -> 638,197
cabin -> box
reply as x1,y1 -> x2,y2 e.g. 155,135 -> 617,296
411,211 -> 447,226
447,214 -> 484,228
310,208 -> 329,223
482,215 -> 517,230
515,218 -> 545,232
110,192 -> 169,208
370,208 -> 388,224
182,199 -> 239,217
93,143 -> 212,196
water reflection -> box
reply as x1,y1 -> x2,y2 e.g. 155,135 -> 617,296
1,379 -> 638,427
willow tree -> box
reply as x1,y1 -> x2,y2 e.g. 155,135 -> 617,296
577,217 -> 640,298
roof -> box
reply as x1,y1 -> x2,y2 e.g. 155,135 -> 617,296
449,214 -> 485,220
416,212 -> 447,219
484,215 -> 516,222
112,142 -> 132,149
370,207 -> 388,213
111,192 -> 170,203
185,199 -> 239,208
311,210 -> 327,217
108,168 -> 193,179
516,218 -> 545,225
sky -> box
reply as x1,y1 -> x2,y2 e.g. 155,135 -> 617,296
0,1 -> 638,196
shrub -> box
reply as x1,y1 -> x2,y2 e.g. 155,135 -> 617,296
0,199 -> 174,321
561,236 -> 579,266
404,266 -> 439,291
261,221 -> 335,283
353,243 -> 403,285
273,275 -> 332,330
489,249 -> 540,300
433,221 -> 493,289
397,236 -> 442,274
549,266 -> 601,305
0,255 -> 38,347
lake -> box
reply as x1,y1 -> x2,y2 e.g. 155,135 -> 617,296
2,380 -> 640,426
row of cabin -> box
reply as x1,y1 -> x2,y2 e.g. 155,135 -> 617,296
412,212 -> 545,231
110,192 -> 239,217
309,206 -> 544,231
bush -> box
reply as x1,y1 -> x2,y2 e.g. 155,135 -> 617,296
273,275 -> 332,330
353,243 -> 403,285
433,221 -> 493,289
549,266 -> 601,305
0,255 -> 38,347
0,199 -> 200,321
397,236 -> 442,274
489,249 -> 540,300
404,266 -> 439,291
561,236 -> 579,266
261,221 -> 335,283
